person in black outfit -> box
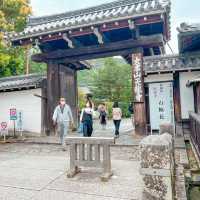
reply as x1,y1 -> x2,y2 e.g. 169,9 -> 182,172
80,100 -> 93,137
99,103 -> 107,130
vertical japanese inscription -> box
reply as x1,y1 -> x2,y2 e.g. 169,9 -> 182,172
132,53 -> 144,102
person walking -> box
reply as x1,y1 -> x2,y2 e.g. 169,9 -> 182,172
112,102 -> 122,138
52,97 -> 74,148
99,103 -> 107,130
80,100 -> 93,137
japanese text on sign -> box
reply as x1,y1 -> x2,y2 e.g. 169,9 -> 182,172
133,54 -> 143,102
10,108 -> 17,121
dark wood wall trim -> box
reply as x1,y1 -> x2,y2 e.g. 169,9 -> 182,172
173,72 -> 182,122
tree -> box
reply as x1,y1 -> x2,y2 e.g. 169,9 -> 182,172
90,58 -> 132,103
0,0 -> 32,77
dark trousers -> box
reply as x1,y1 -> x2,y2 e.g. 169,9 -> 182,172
113,120 -> 121,135
83,120 -> 93,137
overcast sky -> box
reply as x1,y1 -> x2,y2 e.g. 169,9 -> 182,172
30,0 -> 200,54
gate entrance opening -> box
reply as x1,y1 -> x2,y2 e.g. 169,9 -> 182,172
9,0 -> 171,135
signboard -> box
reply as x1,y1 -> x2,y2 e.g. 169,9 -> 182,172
1,122 -> 7,131
10,108 -> 17,120
17,110 -> 23,132
149,82 -> 174,131
132,53 -> 143,102
0,122 -> 8,141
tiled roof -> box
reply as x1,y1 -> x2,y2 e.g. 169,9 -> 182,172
8,0 -> 171,41
0,74 -> 45,91
177,23 -> 200,34
143,54 -> 200,73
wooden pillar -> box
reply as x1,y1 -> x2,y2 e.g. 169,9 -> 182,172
173,72 -> 182,122
24,45 -> 31,74
132,51 -> 147,135
46,62 -> 60,135
46,63 -> 78,135
41,79 -> 47,135
195,83 -> 200,114
59,65 -> 78,127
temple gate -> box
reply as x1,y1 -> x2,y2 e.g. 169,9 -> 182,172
8,0 -> 171,135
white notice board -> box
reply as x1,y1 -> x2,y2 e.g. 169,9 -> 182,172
149,82 -> 174,130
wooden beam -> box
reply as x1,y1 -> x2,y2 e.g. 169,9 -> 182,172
173,72 -> 182,122
93,28 -> 104,44
149,48 -> 154,56
132,50 -> 147,135
62,33 -> 74,48
61,61 -> 92,70
32,34 -> 164,63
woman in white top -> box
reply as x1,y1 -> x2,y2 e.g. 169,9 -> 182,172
80,100 -> 94,137
112,102 -> 122,138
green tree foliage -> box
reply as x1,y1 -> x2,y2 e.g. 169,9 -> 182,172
0,0 -> 32,77
90,58 -> 132,103
29,48 -> 47,74
78,57 -> 133,117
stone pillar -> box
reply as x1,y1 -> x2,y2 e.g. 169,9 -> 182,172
132,52 -> 146,135
59,65 -> 78,127
140,133 -> 174,200
160,123 -> 175,138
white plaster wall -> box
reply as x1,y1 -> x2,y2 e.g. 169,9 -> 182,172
179,72 -> 198,119
145,73 -> 173,83
0,88 -> 41,133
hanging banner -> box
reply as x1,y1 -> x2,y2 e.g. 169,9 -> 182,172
149,82 -> 174,130
17,110 -> 23,132
1,122 -> 7,131
132,53 -> 144,102
10,108 -> 17,121
0,122 -> 8,141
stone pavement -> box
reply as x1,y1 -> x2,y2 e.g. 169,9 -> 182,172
14,118 -> 143,146
0,143 -> 143,200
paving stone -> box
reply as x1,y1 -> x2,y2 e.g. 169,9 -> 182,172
0,186 -> 36,200
31,189 -> 130,200
0,166 -> 64,190
0,155 -> 67,171
47,160 -> 143,200
0,142 -> 143,200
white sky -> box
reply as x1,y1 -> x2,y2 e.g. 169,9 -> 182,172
30,0 -> 200,54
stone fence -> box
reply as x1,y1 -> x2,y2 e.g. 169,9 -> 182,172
140,133 -> 174,200
65,136 -> 115,181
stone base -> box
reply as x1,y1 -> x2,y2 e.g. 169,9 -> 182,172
67,166 -> 81,178
100,171 -> 113,182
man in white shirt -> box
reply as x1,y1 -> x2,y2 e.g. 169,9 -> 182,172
53,97 -> 74,146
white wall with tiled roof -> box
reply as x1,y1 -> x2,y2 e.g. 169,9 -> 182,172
179,72 -> 196,119
0,89 -> 42,134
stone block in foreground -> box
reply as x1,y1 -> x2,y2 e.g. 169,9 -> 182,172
140,133 -> 173,200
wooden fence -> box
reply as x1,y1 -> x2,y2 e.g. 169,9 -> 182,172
189,112 -> 200,156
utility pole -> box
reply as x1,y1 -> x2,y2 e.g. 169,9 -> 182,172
24,45 -> 31,75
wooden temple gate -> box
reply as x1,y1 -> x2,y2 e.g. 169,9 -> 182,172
9,0 -> 171,135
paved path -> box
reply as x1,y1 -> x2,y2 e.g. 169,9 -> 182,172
0,143 -> 143,200
15,119 -> 143,146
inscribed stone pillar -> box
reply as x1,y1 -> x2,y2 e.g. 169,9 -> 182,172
160,123 -> 175,138
140,133 -> 173,200
132,52 -> 146,135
